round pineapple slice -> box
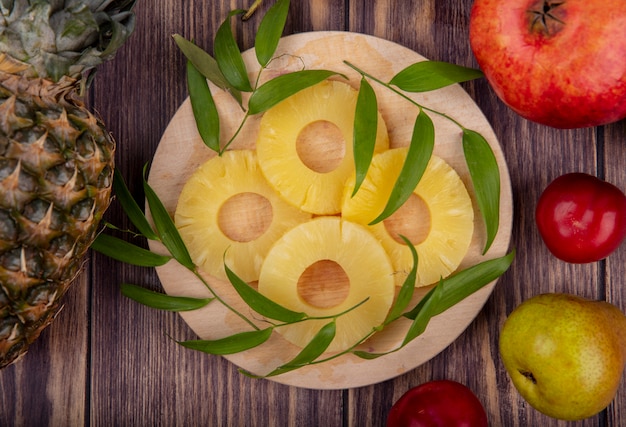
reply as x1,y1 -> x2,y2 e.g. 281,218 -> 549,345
257,216 -> 395,353
256,80 -> 389,215
342,148 -> 474,287
174,150 -> 311,282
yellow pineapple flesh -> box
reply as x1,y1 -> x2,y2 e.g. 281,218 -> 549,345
173,77 -> 477,357
174,150 -> 311,282
342,149 -> 474,287
255,80 -> 389,215
257,216 -> 395,353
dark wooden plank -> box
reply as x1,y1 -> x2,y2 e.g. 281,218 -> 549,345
89,0 -> 626,425
0,270 -> 88,426
88,1 -> 347,425
347,1 -> 620,426
603,119 -> 626,425
4,0 -> 625,426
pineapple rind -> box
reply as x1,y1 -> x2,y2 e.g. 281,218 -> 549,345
0,0 -> 136,82
257,216 -> 395,353
175,150 -> 312,282
0,0 -> 134,368
256,80 -> 389,215
343,149 -> 474,287
0,76 -> 115,368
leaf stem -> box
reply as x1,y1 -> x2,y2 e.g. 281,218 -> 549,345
311,328 -> 383,365
273,297 -> 370,328
343,60 -> 467,130
219,65 -> 266,154
220,112 -> 251,154
190,268 -> 261,330
243,0 -> 264,20
101,221 -> 144,239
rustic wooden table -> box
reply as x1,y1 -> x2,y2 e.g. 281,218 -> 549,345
2,0 -> 625,425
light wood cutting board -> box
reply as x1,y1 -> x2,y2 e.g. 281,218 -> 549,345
147,31 -> 513,389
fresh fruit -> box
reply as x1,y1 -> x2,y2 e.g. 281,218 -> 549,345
256,79 -> 389,215
469,0 -> 626,128
535,173 -> 626,263
499,293 -> 626,421
342,149 -> 474,287
386,379 -> 488,427
257,216 -> 395,353
175,150 -> 311,282
0,1 -> 136,368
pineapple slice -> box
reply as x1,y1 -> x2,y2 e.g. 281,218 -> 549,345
342,148 -> 474,287
174,150 -> 311,282
256,80 -> 389,215
257,216 -> 395,353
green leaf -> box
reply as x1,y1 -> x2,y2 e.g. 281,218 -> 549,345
354,243 -> 418,359
404,250 -> 515,320
402,278 -> 444,345
389,61 -> 484,92
121,283 -> 213,311
264,321 -> 336,377
113,169 -> 158,240
352,77 -> 378,197
352,349 -> 389,360
178,328 -> 273,355
370,109 -> 434,224
224,262 -> 307,323
383,236 -> 417,325
187,60 -> 221,152
463,129 -> 500,254
355,251 -> 515,360
255,0 -> 290,67
247,70 -> 341,115
100,18 -> 133,59
91,233 -> 172,267
142,167 -> 195,269
172,34 -> 242,106
214,10 -> 253,92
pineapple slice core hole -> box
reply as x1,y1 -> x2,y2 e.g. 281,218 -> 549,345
296,120 -> 346,173
383,193 -> 431,245
218,192 -> 273,243
297,260 -> 350,309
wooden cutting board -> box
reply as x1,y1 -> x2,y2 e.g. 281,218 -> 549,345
147,31 -> 513,389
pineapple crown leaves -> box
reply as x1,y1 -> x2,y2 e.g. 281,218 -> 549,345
0,0 -> 136,83
90,1 -> 516,377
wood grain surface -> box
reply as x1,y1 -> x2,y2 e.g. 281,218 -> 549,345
1,0 -> 624,425
147,30 -> 513,390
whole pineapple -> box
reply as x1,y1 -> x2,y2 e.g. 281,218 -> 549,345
0,0 -> 136,368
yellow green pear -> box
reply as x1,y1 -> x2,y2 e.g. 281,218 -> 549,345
499,293 -> 626,421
